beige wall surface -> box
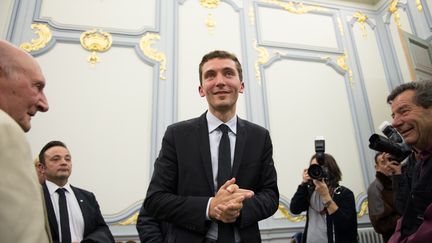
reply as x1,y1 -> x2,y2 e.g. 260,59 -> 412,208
0,0 -> 14,39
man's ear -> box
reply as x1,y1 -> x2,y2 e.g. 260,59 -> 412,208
198,85 -> 205,97
38,163 -> 45,171
239,82 -> 244,93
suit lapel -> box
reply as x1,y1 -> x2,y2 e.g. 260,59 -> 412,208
232,117 -> 247,177
198,112 -> 216,193
71,186 -> 89,236
42,183 -> 59,242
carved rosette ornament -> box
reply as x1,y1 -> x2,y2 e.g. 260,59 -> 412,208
139,33 -> 167,80
80,29 -> 112,65
20,23 -> 52,52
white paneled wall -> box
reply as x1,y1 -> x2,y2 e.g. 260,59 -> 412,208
2,0 -> 431,240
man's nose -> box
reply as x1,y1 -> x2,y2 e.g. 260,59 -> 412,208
37,92 -> 49,112
215,74 -> 225,86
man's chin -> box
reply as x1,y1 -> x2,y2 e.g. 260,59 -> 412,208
19,122 -> 31,132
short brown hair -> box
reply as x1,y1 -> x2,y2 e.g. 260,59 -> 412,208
198,50 -> 243,84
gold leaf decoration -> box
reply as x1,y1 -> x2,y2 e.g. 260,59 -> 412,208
253,40 -> 270,85
205,13 -> 216,34
353,12 -> 368,38
20,23 -> 52,52
249,6 -> 255,25
337,17 -> 344,36
278,204 -> 306,222
200,0 -> 220,9
139,33 -> 167,80
357,200 -> 368,218
337,52 -> 354,84
80,29 -> 112,65
263,0 -> 328,14
416,0 -> 423,11
116,212 -> 139,226
388,0 -> 401,28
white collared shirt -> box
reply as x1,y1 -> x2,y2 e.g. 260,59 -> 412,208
205,111 -> 240,242
207,111 -> 237,191
45,180 -> 85,242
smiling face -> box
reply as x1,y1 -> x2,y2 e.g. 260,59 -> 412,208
43,146 -> 72,187
0,42 -> 49,132
391,90 -> 432,151
199,58 -> 244,120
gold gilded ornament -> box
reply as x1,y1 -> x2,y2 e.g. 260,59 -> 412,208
20,23 -> 52,52
139,33 -> 167,80
80,29 -> 112,65
199,0 -> 220,8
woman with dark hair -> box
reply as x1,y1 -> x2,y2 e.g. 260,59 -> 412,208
290,153 -> 358,243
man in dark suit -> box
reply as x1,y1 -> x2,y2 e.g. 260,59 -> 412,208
39,140 -> 115,243
144,50 -> 279,243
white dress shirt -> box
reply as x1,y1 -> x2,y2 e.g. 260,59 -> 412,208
45,180 -> 85,242
205,111 -> 240,242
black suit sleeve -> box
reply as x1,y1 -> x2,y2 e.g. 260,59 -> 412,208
238,130 -> 279,228
80,191 -> 115,243
144,125 -> 210,234
290,183 -> 310,214
136,203 -> 164,243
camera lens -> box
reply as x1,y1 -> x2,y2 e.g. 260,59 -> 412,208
308,164 -> 323,180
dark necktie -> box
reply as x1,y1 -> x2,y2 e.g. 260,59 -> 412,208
57,188 -> 71,243
217,124 -> 235,243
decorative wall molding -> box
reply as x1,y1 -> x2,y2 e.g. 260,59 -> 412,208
253,39 -> 270,84
255,2 -> 343,54
262,0 -> 329,14
79,29 -> 112,65
19,23 -> 52,52
139,32 -> 167,80
199,0 -> 220,8
350,11 -> 376,39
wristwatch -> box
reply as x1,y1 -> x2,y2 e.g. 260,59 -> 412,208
323,199 -> 333,208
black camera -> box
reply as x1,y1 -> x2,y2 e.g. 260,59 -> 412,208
368,121 -> 411,162
308,137 -> 329,180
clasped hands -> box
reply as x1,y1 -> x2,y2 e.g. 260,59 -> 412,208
209,178 -> 254,223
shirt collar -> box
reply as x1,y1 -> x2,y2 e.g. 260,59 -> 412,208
206,110 -> 237,135
45,180 -> 72,196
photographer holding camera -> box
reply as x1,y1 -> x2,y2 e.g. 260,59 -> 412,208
385,80 -> 432,243
290,153 -> 358,243
367,152 -> 400,242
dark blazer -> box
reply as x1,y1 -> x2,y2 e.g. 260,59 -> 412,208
290,183 -> 358,243
144,112 -> 279,243
42,183 -> 115,243
136,204 -> 166,243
